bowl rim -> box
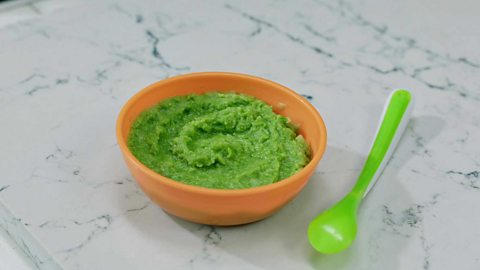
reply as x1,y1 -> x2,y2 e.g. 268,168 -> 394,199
116,72 -> 327,196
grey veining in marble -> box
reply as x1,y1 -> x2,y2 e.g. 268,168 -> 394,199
0,199 -> 61,270
1,0 -> 480,269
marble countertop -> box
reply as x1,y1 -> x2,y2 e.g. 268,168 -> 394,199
1,0 -> 480,269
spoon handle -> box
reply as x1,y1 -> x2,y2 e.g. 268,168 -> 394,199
351,89 -> 413,198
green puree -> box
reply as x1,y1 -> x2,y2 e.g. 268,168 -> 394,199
128,92 -> 310,189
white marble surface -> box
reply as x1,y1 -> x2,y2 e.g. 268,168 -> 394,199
1,0 -> 480,269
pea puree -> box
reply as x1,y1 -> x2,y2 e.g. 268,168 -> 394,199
127,92 -> 310,189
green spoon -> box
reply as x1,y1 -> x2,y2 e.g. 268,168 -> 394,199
308,89 -> 413,254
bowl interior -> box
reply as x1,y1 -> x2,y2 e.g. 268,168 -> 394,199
118,72 -> 326,176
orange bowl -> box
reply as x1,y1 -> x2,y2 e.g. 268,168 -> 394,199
116,72 -> 327,225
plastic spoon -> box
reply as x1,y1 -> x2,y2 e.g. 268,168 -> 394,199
308,89 -> 413,254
